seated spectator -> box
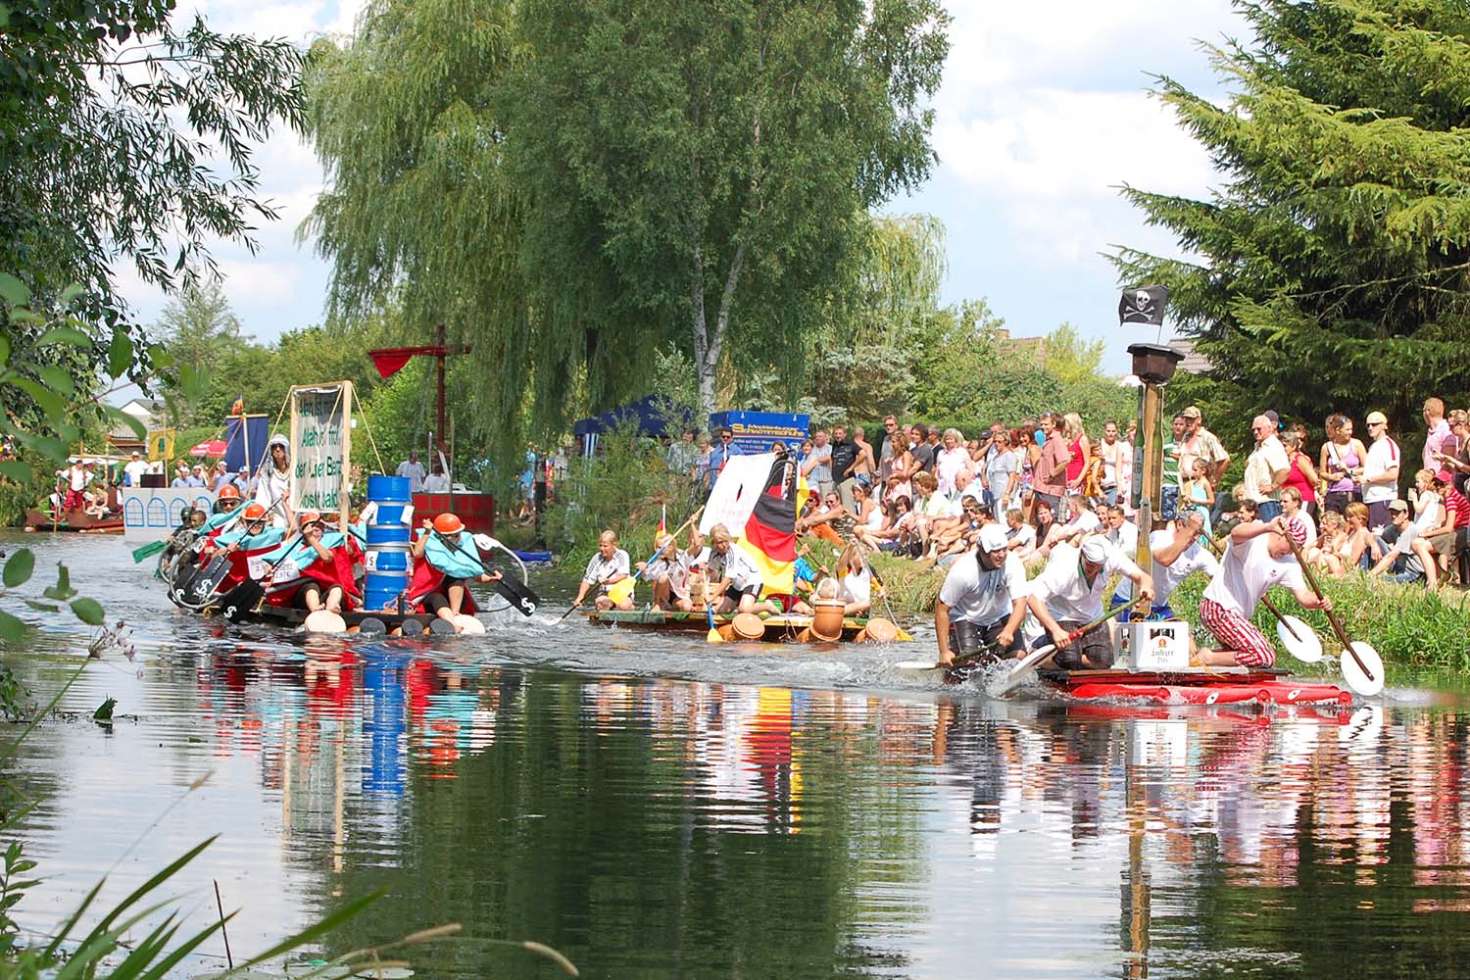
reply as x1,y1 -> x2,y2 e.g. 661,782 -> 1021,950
1005,508 -> 1037,556
1422,472 -> 1469,583
1369,499 -> 1438,587
1306,509 -> 1346,575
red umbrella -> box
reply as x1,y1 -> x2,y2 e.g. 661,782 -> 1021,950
189,439 -> 228,457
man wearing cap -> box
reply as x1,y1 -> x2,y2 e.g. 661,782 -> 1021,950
1026,536 -> 1154,669
1197,516 -> 1330,668
1178,406 -> 1230,487
934,525 -> 1030,666
1243,415 -> 1290,521
1362,411 -> 1401,531
123,450 -> 149,488
1368,499 -> 1437,587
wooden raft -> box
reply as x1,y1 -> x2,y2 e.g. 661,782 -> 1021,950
586,608 -> 912,643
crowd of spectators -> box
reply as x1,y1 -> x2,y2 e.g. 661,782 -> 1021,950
661,397 -> 1470,590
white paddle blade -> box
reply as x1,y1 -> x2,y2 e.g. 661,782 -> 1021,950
895,660 -> 945,673
1339,641 -> 1384,698
454,613 -> 486,635
989,644 -> 1056,698
1276,615 -> 1323,663
304,610 -> 347,634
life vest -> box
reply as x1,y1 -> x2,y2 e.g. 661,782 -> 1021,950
405,533 -> 481,614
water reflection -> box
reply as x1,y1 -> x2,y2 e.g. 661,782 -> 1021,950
7,534 -> 1470,976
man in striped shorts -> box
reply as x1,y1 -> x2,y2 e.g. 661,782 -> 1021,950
1197,516 -> 1331,668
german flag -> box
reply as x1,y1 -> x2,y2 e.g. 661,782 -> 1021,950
735,456 -> 805,598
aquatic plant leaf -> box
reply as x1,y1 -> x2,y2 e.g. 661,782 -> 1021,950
44,563 -> 76,600
22,600 -> 58,613
70,597 -> 104,626
3,548 -> 34,587
0,611 -> 23,642
93,697 -> 115,721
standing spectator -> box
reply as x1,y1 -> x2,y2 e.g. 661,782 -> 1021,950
1433,409 -> 1470,497
907,423 -> 934,476
122,450 -> 149,488
1243,414 -> 1290,521
706,426 -> 743,488
1281,430 -> 1320,517
876,415 -> 902,482
64,459 -> 89,510
1410,468 -> 1442,538
984,430 -> 1020,513
1423,397 -> 1451,473
1161,414 -> 1186,520
1015,428 -> 1040,521
396,450 -> 427,492
169,460 -> 191,488
1033,416 -> 1070,525
1097,420 -> 1125,506
851,426 -> 877,491
1061,413 -> 1089,502
1319,413 -> 1366,514
934,428 -> 969,496
666,428 -> 700,478
829,424 -> 859,510
802,429 -> 833,498
1362,410 -> 1401,531
423,460 -> 451,492
1179,406 -> 1231,488
1181,458 -> 1215,535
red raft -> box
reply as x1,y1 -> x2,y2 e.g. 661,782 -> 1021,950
1045,669 -> 1352,707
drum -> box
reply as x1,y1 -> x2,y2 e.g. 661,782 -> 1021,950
732,612 -> 765,641
811,600 -> 846,641
949,620 -> 985,657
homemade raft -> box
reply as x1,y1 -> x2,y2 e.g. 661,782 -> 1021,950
587,608 -> 913,644
938,660 -> 1354,707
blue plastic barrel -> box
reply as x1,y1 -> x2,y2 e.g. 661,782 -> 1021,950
364,474 -> 415,611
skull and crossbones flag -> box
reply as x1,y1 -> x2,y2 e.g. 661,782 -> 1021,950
1118,285 -> 1169,326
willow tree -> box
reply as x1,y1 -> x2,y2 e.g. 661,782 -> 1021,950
302,0 -> 538,455
1113,0 -> 1470,441
506,0 -> 950,415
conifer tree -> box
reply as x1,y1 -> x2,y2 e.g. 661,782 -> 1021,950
1113,0 -> 1470,443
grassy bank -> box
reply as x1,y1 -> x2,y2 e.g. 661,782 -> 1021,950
870,553 -> 1470,673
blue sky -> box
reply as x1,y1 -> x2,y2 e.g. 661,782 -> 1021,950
118,0 -> 1246,375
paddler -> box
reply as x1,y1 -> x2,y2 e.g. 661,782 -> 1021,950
407,512 -> 502,627
1026,536 -> 1154,669
637,533 -> 693,612
1110,510 -> 1219,620
706,523 -> 763,615
934,524 -> 1029,666
1197,516 -> 1330,668
572,530 -> 633,612
280,510 -> 354,616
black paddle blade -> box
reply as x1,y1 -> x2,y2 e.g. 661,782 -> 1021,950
491,575 -> 540,616
217,580 -> 265,622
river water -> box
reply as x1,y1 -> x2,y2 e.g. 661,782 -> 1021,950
3,531 -> 1469,977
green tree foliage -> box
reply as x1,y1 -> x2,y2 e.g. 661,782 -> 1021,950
1041,322 -> 1107,386
511,0 -> 949,417
154,281 -> 245,423
1112,0 -> 1470,447
0,0 -> 305,349
303,0 -> 529,462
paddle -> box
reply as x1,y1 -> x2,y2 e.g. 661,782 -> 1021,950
704,580 -> 723,644
1202,533 -> 1323,664
131,539 -> 168,563
1282,528 -> 1384,697
433,530 -> 541,617
556,601 -> 584,623
216,530 -> 305,623
606,506 -> 705,608
988,597 -> 1147,697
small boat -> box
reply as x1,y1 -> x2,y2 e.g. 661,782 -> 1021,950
220,600 -> 440,635
25,508 -> 123,533
587,607 -> 912,644
941,659 -> 1353,707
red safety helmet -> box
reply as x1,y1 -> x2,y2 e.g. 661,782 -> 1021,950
217,484 -> 241,500
297,509 -> 322,528
433,512 -> 464,534
243,503 -> 267,520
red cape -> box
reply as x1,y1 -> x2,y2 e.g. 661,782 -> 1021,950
405,556 -> 479,615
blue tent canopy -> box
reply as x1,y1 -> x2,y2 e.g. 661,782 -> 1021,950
573,396 -> 687,438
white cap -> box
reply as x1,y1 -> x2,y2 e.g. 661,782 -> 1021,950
1080,537 -> 1109,564
978,525 -> 1008,552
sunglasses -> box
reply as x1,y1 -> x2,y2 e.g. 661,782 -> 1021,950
721,435 -> 732,441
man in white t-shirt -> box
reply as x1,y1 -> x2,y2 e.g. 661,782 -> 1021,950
122,451 -> 150,487
1361,410 -> 1401,532
1242,415 -> 1290,520
1098,421 -> 1125,506
1112,511 -> 1220,619
572,529 -> 632,611
934,525 -> 1030,665
1198,517 -> 1329,668
1026,536 -> 1153,669
396,450 -> 428,492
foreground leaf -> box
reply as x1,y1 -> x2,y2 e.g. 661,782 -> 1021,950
0,611 -> 23,643
3,549 -> 34,587
70,597 -> 104,625
0,461 -> 30,483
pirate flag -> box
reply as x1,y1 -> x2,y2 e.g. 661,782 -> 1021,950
1118,285 -> 1169,326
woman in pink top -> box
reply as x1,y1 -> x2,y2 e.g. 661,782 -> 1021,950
1318,413 -> 1366,515
1281,430 -> 1320,517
